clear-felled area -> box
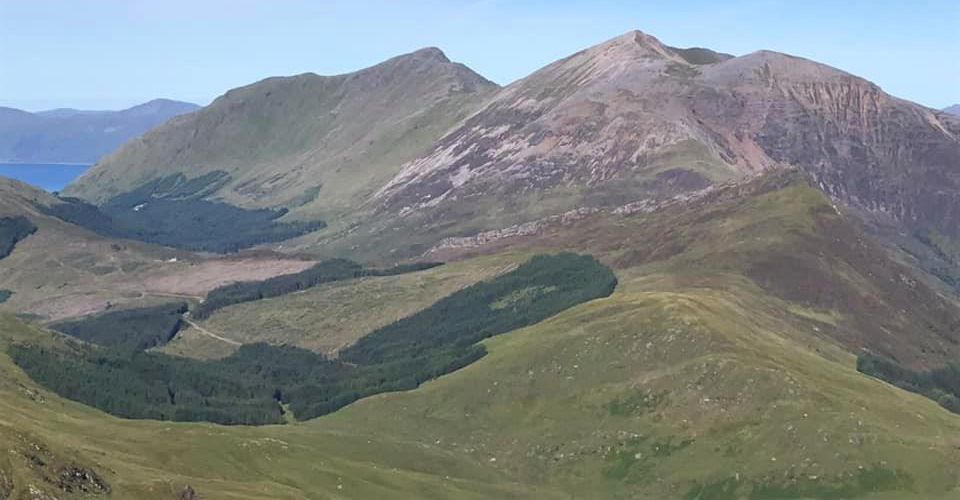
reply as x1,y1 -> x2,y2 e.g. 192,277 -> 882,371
12,253 -> 617,425
40,171 -> 325,253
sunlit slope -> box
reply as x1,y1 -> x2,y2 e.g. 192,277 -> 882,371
65,49 -> 498,226
3,174 -> 960,498
320,181 -> 960,498
432,174 -> 960,369
179,253 -> 526,358
0,315 -> 560,499
325,282 -> 960,499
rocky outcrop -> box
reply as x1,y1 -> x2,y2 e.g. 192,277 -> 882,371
16,434 -> 110,497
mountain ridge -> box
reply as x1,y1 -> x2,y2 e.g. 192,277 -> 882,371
64,47 -> 499,225
365,30 -> 960,258
58,30 -> 960,268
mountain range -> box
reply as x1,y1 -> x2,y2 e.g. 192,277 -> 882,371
65,32 -> 960,260
0,30 -> 958,499
0,99 -> 199,164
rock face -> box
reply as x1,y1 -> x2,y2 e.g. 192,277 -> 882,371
377,30 -> 960,241
65,48 -> 499,220
694,51 -> 960,239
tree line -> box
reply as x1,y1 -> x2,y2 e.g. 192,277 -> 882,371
192,259 -> 442,320
51,302 -> 189,351
0,215 -> 37,259
12,253 -> 617,425
857,354 -> 960,414
39,172 -> 325,253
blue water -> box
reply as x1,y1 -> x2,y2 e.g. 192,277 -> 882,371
0,163 -> 91,192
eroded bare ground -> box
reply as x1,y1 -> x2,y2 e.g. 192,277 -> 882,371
15,256 -> 316,323
133,257 -> 315,297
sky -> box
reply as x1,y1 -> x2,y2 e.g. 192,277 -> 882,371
1,0 -> 958,111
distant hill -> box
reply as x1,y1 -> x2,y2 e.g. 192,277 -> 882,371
945,104 -> 960,115
0,99 -> 199,164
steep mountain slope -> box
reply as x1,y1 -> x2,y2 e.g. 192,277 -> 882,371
347,173 -> 960,497
426,172 -> 960,369
944,104 -> 960,115
64,49 -> 499,226
60,32 -> 959,267
0,99 -> 198,164
371,31 -> 960,254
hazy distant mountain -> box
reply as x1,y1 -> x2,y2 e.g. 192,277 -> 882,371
0,99 -> 199,164
945,104 -> 960,115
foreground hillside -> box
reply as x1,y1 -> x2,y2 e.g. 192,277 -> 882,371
4,173 -> 960,498
0,100 -> 198,164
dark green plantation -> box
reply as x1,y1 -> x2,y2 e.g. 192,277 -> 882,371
0,215 -> 37,259
193,259 -> 442,320
51,302 -> 189,351
858,354 -> 960,414
41,172 -> 325,253
12,253 -> 617,425
0,290 -> 11,304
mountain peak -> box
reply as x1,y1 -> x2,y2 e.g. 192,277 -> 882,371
594,29 -> 677,60
409,46 -> 450,63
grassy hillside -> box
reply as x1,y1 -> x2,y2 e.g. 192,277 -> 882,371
187,254 -> 525,357
317,175 -> 960,498
0,315 -> 552,499
2,173 -> 959,498
15,254 -> 616,424
64,49 -> 498,231
434,173 -> 960,369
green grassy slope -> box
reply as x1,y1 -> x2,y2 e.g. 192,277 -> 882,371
3,173 -> 959,498
188,253 -> 525,357
64,49 -> 498,229
0,316 -> 558,499
318,176 -> 960,498
448,174 -> 960,369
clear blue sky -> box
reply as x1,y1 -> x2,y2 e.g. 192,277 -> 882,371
1,0 -> 958,111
